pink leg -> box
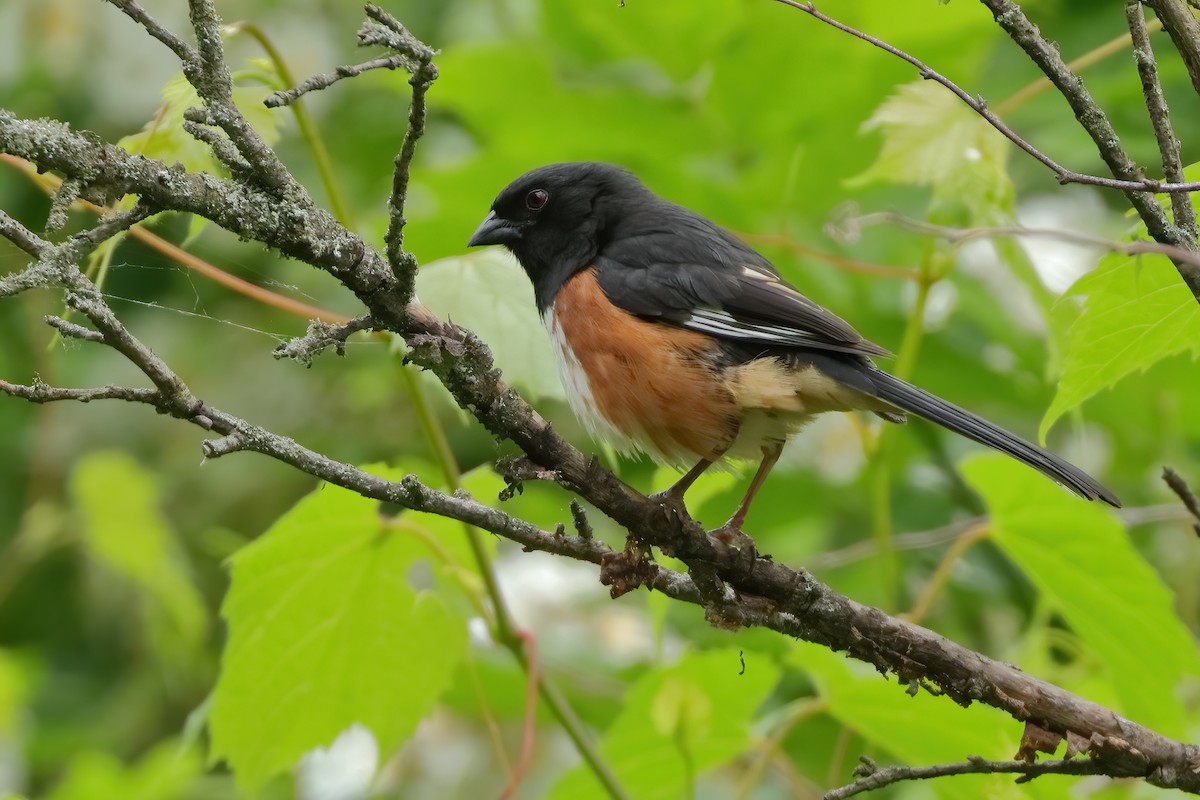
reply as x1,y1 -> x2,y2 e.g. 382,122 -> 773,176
720,441 -> 784,534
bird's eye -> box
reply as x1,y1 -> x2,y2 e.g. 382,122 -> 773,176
525,189 -> 549,211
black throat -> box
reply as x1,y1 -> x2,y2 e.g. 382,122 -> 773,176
510,224 -> 602,315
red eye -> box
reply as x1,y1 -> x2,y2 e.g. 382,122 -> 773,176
525,189 -> 549,211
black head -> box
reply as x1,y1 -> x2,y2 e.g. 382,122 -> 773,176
467,162 -> 653,311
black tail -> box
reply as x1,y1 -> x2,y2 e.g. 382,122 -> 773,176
866,369 -> 1120,507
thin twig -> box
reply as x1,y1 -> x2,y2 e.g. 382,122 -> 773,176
7,8 -> 1200,790
102,0 -> 198,63
0,208 -> 48,257
264,55 -> 412,108
0,154 -> 349,323
43,315 -> 104,343
994,18 -> 1165,115
845,211 -> 1200,274
1162,467 -> 1200,537
273,315 -> 378,365
181,116 -> 255,179
769,1 -> 1200,196
369,4 -> 439,295
825,754 -> 1115,799
0,380 -> 161,406
1126,1 -> 1198,240
808,504 -> 1193,571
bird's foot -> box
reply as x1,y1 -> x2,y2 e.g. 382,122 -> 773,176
649,488 -> 692,522
708,523 -> 761,569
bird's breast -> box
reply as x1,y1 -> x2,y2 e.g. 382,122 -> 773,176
544,268 -> 742,465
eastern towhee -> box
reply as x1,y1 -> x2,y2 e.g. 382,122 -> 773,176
468,162 -> 1120,538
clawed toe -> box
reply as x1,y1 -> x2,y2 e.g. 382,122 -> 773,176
709,523 -> 759,566
650,489 -> 691,520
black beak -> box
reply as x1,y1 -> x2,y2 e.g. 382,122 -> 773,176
467,211 -> 523,247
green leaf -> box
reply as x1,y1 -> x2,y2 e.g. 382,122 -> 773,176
963,454 -> 1200,736
549,649 -> 778,799
790,643 -> 1022,798
208,467 -> 468,790
415,249 -> 564,402
46,741 -> 202,800
1041,253 -> 1200,440
71,452 -> 208,662
791,644 -> 1012,763
851,80 -> 1014,222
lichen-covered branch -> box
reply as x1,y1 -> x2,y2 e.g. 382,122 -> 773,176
1143,0 -> 1200,99
978,0 -> 1200,297
1127,0 -> 1198,240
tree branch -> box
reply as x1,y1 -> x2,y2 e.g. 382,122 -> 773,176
1142,0 -> 1200,99
1126,0 -> 1198,240
1162,466 -> 1200,537
977,0 -> 1200,297
0,208 -> 48,258
264,55 -> 413,108
102,0 -> 198,64
366,3 -> 439,298
826,754 -> 1116,800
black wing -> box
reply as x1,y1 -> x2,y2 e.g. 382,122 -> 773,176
594,213 -> 890,359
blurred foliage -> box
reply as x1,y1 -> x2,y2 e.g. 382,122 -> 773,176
1,0 -> 1199,798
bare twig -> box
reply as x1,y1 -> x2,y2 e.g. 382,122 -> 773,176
809,504 -> 1194,571
1162,467 -> 1200,537
771,0 -> 1200,298
273,315 -> 378,365
43,315 -> 104,343
0,208 -> 48,257
369,4 -> 439,296
1126,1 -> 1198,240
570,499 -> 594,541
976,0 -> 1200,297
181,115 -> 255,179
994,18 -> 1165,115
46,177 -> 83,233
264,55 -> 412,108
102,0 -> 198,64
0,380 -> 161,406
770,1 -> 1200,196
842,210 -> 1200,273
825,754 -> 1115,800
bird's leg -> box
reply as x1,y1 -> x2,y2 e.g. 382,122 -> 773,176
650,456 -> 717,519
711,442 -> 784,561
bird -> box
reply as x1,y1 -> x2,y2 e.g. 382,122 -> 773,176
467,162 -> 1120,542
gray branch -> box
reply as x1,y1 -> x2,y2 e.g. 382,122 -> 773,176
978,0 -> 1200,297
1143,0 -> 1200,100
826,754 -> 1115,799
1126,1 -> 1198,240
